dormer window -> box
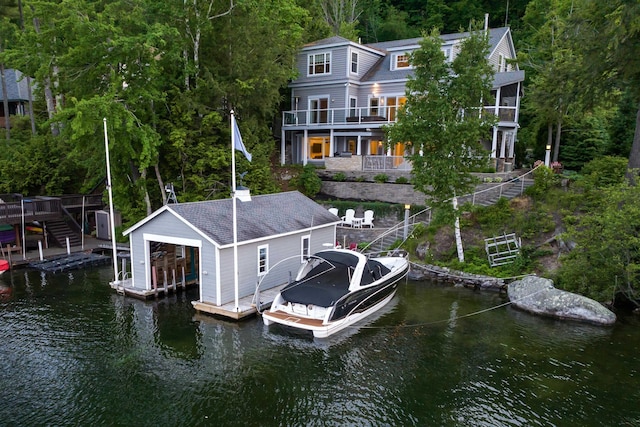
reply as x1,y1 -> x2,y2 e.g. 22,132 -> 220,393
308,52 -> 331,76
393,53 -> 411,70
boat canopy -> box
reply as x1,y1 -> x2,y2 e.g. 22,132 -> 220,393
280,250 -> 392,307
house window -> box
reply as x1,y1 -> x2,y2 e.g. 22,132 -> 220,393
257,245 -> 268,275
309,136 -> 330,159
442,48 -> 452,61
393,54 -> 410,70
369,97 -> 380,116
310,97 -> 329,123
308,52 -> 331,76
301,235 -> 310,261
351,51 -> 358,74
499,54 -> 507,72
349,97 -> 357,118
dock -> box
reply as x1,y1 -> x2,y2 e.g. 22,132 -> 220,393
111,276 -> 284,320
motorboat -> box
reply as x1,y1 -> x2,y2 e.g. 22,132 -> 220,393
262,249 -> 409,338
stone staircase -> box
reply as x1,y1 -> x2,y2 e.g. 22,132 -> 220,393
363,169 -> 538,254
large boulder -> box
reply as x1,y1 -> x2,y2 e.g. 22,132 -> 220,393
507,276 -> 616,326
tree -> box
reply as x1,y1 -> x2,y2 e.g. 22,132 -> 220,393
558,181 -> 640,303
518,0 -> 582,165
385,27 -> 495,261
571,0 -> 640,182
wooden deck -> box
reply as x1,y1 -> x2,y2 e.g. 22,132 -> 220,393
111,277 -> 287,321
192,284 -> 285,320
263,310 -> 324,327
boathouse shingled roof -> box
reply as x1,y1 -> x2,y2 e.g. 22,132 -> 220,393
126,191 -> 339,246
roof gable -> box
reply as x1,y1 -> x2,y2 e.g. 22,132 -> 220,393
124,191 -> 339,246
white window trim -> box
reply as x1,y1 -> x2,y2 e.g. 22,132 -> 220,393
257,244 -> 269,276
301,235 -> 310,262
442,47 -> 452,62
391,53 -> 412,71
349,96 -> 357,117
307,51 -> 332,76
499,53 -> 507,72
350,50 -> 359,75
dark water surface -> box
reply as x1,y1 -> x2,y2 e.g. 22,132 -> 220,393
1,267 -> 639,426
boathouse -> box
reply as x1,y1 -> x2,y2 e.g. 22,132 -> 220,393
122,191 -> 340,319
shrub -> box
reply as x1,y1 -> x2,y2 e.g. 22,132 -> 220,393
580,156 -> 628,188
374,173 -> 389,183
293,164 -> 322,197
333,172 -> 346,182
395,176 -> 409,184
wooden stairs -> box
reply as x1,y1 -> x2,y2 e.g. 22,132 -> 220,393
46,219 -> 82,248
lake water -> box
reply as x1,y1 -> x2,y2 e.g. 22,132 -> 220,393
1,266 -> 639,426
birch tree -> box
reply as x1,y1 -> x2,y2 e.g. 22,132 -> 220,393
385,27 -> 495,262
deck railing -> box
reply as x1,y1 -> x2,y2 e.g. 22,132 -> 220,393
282,106 -> 518,127
0,197 -> 63,224
363,167 -> 539,254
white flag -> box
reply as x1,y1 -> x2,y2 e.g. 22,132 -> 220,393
232,117 -> 252,162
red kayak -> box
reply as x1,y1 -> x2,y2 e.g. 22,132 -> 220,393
0,259 -> 9,275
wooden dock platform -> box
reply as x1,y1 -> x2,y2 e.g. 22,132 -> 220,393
111,276 -> 284,321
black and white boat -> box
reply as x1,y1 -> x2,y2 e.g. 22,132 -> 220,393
262,249 -> 409,338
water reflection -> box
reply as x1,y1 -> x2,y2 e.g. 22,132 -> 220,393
1,268 -> 640,426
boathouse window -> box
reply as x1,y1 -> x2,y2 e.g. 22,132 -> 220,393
258,245 -> 268,276
308,52 -> 331,76
301,235 -> 310,262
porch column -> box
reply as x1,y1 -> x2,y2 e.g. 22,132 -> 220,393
515,81 -> 522,123
303,129 -> 308,165
491,127 -> 498,158
499,131 -> 507,158
330,129 -> 335,156
357,135 -> 362,156
280,126 -> 286,165
508,132 -> 516,158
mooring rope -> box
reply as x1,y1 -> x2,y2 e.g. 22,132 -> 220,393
352,286 -> 549,331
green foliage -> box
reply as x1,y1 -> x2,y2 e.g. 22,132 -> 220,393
373,173 -> 389,183
557,182 -> 640,301
293,164 -> 322,197
333,172 -> 347,182
395,176 -> 409,184
385,25 -> 495,216
525,166 -> 559,198
579,156 -> 628,188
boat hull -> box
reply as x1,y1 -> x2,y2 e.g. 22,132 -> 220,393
263,257 -> 408,338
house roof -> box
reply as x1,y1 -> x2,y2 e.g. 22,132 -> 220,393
0,69 -> 31,102
359,27 -> 516,84
124,191 -> 340,246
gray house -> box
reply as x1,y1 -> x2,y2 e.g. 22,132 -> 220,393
122,191 -> 340,319
0,69 -> 32,128
280,27 -> 524,172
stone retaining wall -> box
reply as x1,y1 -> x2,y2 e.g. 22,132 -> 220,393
408,263 -> 507,291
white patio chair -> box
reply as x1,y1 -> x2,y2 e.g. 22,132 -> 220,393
341,209 -> 355,227
362,210 -> 374,228
328,207 -> 339,217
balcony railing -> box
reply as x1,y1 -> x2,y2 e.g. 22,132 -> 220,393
283,106 -> 518,127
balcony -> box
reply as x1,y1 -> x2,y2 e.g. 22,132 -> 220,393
283,105 -> 518,128
283,107 -> 397,128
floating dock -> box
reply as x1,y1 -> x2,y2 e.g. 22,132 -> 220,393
28,252 -> 111,273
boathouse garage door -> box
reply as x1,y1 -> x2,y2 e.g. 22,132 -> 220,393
142,233 -> 202,292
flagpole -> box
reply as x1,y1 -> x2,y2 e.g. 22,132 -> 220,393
231,111 -> 240,312
103,118 -> 119,284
